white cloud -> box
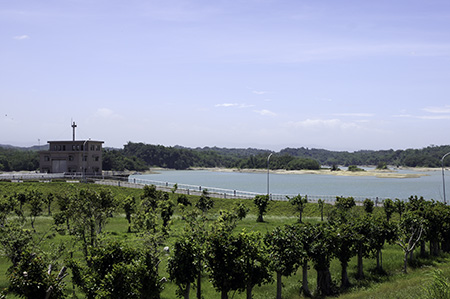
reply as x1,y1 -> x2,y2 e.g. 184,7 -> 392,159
13,35 -> 29,40
215,103 -> 254,108
252,90 -> 267,95
423,105 -> 450,114
95,108 -> 123,119
286,118 -> 361,130
215,103 -> 239,107
333,113 -> 374,117
254,109 -> 277,117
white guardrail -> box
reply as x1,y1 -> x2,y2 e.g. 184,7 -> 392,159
125,177 -> 389,204
0,172 -> 390,204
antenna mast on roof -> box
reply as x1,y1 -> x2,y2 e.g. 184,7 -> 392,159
72,121 -> 77,141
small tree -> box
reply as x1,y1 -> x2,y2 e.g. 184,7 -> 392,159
397,211 -> 424,273
177,194 -> 192,207
309,223 -> 337,296
363,198 -> 374,214
254,195 -> 270,223
168,236 -> 198,299
394,198 -> 406,220
69,240 -> 161,299
43,192 -> 54,216
233,203 -> 249,220
195,189 -> 214,216
238,231 -> 272,299
122,196 -> 136,233
288,194 -> 308,223
205,230 -> 245,299
26,190 -> 44,232
383,198 -> 395,222
159,198 -> 174,233
8,249 -> 67,299
265,225 -> 301,299
318,199 -> 325,221
0,195 -> 16,227
333,222 -> 357,289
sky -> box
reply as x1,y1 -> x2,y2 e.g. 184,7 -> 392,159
1,0 -> 450,152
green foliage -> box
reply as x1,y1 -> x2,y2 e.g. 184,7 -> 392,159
423,269 -> 450,299
363,198 -> 374,214
376,162 -> 389,170
122,196 -> 136,233
335,196 -> 356,216
8,249 -> 66,299
265,225 -> 301,277
102,148 -> 148,171
69,240 -> 161,299
253,195 -> 270,222
167,236 -> 199,298
287,194 -> 308,223
3,181 -> 450,299
348,165 -> 365,172
195,189 -> 214,215
0,147 -> 38,171
383,198 -> 395,222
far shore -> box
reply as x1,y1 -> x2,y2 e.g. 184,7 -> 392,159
187,166 -> 439,179
2,166 -> 440,179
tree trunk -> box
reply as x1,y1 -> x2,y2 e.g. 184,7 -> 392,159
420,240 -> 426,257
316,268 -> 333,296
184,282 -> 190,299
257,215 -> 263,222
246,283 -> 252,299
221,290 -> 228,299
196,270 -> 201,299
356,246 -> 364,280
375,249 -> 383,272
432,240 -> 440,256
403,251 -> 408,273
301,260 -> 311,297
340,262 -> 351,289
276,271 -> 282,299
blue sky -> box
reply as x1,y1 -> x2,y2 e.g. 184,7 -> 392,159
2,0 -> 450,151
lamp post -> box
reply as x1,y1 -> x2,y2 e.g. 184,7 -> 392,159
441,152 -> 450,204
267,153 -> 273,196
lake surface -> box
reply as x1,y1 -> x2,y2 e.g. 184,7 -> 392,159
129,169 -> 448,202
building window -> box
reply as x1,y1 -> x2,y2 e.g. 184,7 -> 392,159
63,145 -> 66,151
68,155 -> 74,161
44,156 -> 50,161
83,155 -> 88,161
94,156 -> 99,161
96,145 -> 101,151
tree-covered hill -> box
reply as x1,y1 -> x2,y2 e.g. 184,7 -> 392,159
280,145 -> 450,167
2,143 -> 450,172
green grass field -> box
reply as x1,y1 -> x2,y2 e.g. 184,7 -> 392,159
0,181 -> 449,298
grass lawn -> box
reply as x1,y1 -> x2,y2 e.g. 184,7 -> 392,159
0,181 -> 449,298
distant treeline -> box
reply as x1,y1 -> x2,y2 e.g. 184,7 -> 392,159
2,143 -> 450,172
0,147 -> 39,171
279,145 -> 450,168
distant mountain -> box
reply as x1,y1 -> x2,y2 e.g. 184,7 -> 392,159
0,144 -> 48,151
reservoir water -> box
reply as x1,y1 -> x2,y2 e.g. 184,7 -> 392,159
129,168 -> 448,202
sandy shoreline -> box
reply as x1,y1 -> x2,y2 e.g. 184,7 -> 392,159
188,167 -> 438,179
2,167 -> 438,179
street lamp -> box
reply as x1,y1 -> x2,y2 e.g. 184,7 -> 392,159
267,153 -> 273,196
441,152 -> 450,204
